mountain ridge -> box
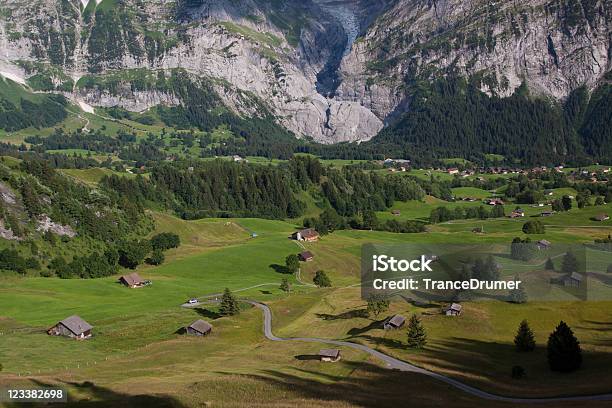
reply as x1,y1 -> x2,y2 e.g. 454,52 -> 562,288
0,0 -> 610,150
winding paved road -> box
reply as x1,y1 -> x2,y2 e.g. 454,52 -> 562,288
246,300 -> 612,404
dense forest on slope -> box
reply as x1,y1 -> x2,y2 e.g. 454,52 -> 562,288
0,93 -> 68,132
370,78 -> 611,165
99,155 -> 428,224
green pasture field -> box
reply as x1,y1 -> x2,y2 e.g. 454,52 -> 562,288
0,192 -> 611,406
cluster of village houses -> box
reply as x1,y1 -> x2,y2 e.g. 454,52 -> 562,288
382,157 -> 610,184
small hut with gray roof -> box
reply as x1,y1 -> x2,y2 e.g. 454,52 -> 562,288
47,315 -> 93,340
384,314 -> 406,330
186,320 -> 213,336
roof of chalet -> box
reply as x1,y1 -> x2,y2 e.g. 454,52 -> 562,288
298,228 -> 319,238
188,320 -> 213,334
119,272 -> 144,286
58,315 -> 93,335
386,314 -> 406,327
445,303 -> 463,312
319,349 -> 341,358
300,251 -> 314,259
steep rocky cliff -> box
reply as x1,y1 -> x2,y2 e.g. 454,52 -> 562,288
338,0 -> 612,122
0,0 -> 609,144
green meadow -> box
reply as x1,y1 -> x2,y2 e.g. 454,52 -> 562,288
0,195 -> 611,406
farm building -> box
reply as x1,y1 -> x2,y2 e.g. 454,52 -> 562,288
391,210 -> 401,216
319,349 -> 341,362
486,198 -> 505,206
383,315 -> 406,330
118,272 -> 148,288
47,315 -> 93,340
292,228 -> 320,242
186,320 -> 213,336
443,303 -> 463,316
299,251 -> 314,262
595,213 -> 610,222
537,240 -> 551,250
541,211 -> 555,217
509,209 -> 525,218
561,272 -> 583,288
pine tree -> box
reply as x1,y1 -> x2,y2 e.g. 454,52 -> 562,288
406,314 -> 427,349
547,321 -> 582,372
514,320 -> 535,351
219,288 -> 240,316
313,270 -> 332,287
561,251 -> 578,274
280,278 -> 290,292
545,257 -> 554,270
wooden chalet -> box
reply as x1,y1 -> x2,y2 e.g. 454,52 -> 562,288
292,228 -> 320,242
443,303 -> 462,316
48,315 -> 93,340
299,251 -> 314,262
537,240 -> 551,250
186,320 -> 213,336
383,314 -> 406,330
319,349 -> 341,362
118,272 -> 147,288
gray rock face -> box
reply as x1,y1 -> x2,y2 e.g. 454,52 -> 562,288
337,0 -> 612,118
0,0 -> 609,143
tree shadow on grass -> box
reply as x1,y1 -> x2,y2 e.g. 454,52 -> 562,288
29,379 -> 187,407
350,334 -> 404,349
269,263 -> 289,274
346,318 -> 386,336
316,309 -> 369,321
294,354 -> 321,361
211,362 -> 519,408
194,307 -> 222,320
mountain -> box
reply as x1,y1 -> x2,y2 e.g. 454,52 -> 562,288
0,0 -> 610,156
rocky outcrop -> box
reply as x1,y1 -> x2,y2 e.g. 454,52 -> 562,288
36,215 -> 76,238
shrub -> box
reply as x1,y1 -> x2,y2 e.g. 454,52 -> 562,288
522,220 -> 545,234
146,249 -> 165,266
313,270 -> 331,287
150,232 -> 180,251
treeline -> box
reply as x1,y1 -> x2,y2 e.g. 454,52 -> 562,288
430,205 -> 505,223
102,160 -> 304,219
99,156 -> 430,234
